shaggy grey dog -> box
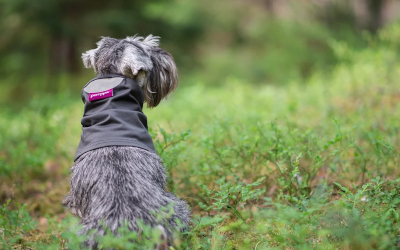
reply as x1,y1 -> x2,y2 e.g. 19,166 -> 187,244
63,35 -> 190,249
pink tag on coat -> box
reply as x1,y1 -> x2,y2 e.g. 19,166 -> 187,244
89,89 -> 113,102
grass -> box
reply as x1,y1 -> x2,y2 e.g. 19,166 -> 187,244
1,24 -> 400,249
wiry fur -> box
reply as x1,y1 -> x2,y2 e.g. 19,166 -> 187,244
64,35 -> 189,249
63,147 -> 190,248
81,35 -> 178,108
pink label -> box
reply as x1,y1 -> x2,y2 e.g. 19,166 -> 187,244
89,89 -> 113,102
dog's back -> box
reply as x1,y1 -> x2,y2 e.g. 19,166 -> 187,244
63,146 -> 189,248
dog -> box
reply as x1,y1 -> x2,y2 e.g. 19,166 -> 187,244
62,35 -> 190,249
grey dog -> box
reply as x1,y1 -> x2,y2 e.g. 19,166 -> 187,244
62,35 -> 190,249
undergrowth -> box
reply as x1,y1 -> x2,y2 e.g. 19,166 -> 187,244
1,24 -> 400,249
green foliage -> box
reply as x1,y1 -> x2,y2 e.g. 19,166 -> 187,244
0,200 -> 37,249
0,93 -> 78,181
151,127 -> 191,192
1,23 -> 400,249
0,0 -> 369,103
197,177 -> 265,220
252,178 -> 400,249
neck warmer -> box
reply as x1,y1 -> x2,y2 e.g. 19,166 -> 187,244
74,74 -> 156,161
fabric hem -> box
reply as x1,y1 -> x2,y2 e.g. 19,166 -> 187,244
74,139 -> 156,161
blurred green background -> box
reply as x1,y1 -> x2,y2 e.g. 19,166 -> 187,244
1,0 -> 399,104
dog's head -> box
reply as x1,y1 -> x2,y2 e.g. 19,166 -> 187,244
82,35 -> 178,108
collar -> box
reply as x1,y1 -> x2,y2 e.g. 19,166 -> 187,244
92,74 -> 125,80
84,74 -> 125,88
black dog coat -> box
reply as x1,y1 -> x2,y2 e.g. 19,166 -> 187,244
74,74 -> 156,161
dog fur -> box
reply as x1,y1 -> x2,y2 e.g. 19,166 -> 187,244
63,35 -> 190,249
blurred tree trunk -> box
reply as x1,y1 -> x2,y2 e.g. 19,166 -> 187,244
50,36 -> 79,74
366,0 -> 385,33
264,0 -> 274,13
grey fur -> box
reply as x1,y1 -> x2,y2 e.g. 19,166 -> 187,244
82,35 -> 178,108
63,147 -> 190,248
64,35 -> 189,249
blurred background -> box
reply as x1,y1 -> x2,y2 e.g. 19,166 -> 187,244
1,0 -> 400,104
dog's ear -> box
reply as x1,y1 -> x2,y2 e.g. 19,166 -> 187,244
119,47 -> 153,77
81,37 -> 112,70
118,36 -> 156,78
82,48 -> 98,69
144,48 -> 178,108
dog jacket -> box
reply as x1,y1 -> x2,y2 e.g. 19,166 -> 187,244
74,74 -> 156,161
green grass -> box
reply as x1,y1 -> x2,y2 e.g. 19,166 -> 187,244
1,24 -> 400,249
